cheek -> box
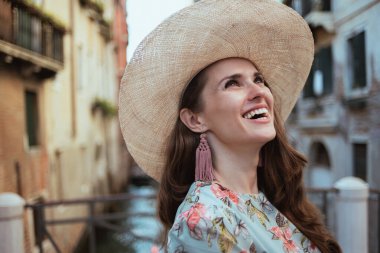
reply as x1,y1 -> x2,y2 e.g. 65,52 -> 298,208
202,94 -> 242,123
265,90 -> 274,106
209,94 -> 242,113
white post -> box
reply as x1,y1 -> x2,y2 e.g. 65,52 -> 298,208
334,177 -> 368,253
0,193 -> 25,253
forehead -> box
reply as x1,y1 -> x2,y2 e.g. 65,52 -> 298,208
203,58 -> 258,80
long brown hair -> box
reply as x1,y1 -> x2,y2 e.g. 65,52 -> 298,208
157,67 -> 342,253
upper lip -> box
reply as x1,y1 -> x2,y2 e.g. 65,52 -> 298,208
242,104 -> 270,118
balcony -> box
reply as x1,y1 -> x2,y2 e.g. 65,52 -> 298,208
0,0 -> 65,78
79,0 -> 111,41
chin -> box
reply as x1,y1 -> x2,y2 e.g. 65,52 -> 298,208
251,131 -> 276,144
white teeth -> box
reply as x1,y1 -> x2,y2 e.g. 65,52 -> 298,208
243,108 -> 269,119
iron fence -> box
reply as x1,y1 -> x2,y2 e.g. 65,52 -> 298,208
25,187 -> 380,253
306,187 -> 380,253
369,189 -> 380,253
306,187 -> 338,233
25,192 -> 157,253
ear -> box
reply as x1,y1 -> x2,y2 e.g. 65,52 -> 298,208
179,108 -> 207,133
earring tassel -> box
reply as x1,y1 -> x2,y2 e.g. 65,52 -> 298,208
195,133 -> 214,182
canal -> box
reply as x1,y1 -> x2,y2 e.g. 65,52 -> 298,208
76,178 -> 162,253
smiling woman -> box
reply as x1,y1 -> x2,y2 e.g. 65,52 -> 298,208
118,0 -> 342,253
183,59 -> 276,150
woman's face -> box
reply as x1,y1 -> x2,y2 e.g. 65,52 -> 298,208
198,58 -> 276,148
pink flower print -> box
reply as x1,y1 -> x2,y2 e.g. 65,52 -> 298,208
211,183 -> 239,204
228,192 -> 239,204
283,240 -> 299,253
195,181 -> 203,193
150,245 -> 159,253
270,226 -> 282,238
270,226 -> 300,253
179,203 -> 207,240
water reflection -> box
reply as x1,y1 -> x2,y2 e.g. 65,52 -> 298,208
125,184 -> 162,252
77,179 -> 161,253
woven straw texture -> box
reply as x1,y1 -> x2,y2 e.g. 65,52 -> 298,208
119,0 -> 314,181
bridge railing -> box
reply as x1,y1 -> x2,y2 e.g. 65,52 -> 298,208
24,192 -> 157,253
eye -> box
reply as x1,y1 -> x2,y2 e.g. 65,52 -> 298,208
224,79 -> 239,89
254,75 -> 265,84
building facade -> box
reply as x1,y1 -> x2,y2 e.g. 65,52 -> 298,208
0,0 -> 129,252
286,1 -> 380,251
286,0 -> 380,190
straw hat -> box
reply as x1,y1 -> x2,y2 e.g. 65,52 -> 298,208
119,0 -> 314,181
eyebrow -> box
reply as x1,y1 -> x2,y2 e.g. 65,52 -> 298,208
218,72 -> 264,85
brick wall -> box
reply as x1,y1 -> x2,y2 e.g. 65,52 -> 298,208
0,70 -> 48,198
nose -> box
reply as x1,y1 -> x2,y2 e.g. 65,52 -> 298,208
246,81 -> 265,101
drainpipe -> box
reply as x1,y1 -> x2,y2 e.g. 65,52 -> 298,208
69,0 -> 77,138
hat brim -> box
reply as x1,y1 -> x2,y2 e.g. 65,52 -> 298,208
119,0 -> 314,181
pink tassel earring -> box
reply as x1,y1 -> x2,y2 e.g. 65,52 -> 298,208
195,133 -> 215,182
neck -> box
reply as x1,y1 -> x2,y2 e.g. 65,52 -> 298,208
211,141 -> 261,195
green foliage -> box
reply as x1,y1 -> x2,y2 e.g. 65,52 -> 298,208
92,97 -> 117,118
15,0 -> 67,31
79,0 -> 105,15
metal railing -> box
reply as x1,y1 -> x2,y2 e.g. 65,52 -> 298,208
25,187 -> 380,253
369,189 -> 380,253
306,187 -> 338,233
25,192 -> 157,253
306,187 -> 380,253
0,0 -> 64,62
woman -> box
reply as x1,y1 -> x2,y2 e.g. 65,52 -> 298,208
119,0 -> 342,252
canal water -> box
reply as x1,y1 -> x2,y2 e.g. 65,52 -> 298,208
76,179 -> 162,253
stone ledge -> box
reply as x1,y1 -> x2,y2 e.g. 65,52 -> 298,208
0,40 -> 63,75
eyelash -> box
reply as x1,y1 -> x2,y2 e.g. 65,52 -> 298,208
254,75 -> 265,84
224,80 -> 239,88
224,76 -> 266,89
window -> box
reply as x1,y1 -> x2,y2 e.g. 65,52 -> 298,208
25,90 -> 39,147
53,29 -> 63,62
42,23 -> 53,58
311,142 -> 331,167
307,142 -> 332,188
353,143 -> 367,181
77,45 -> 84,90
315,0 -> 331,11
348,31 -> 366,90
291,0 -> 330,14
304,46 -> 333,98
31,16 -> 42,54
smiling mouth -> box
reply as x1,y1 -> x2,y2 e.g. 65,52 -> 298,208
243,108 -> 269,120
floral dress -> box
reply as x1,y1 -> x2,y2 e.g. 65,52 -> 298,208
167,181 -> 320,253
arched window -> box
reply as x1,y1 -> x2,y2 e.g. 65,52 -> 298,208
310,142 -> 331,168
307,141 -> 332,188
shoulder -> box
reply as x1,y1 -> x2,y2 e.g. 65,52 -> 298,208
167,181 -> 244,252
174,181 -> 225,223
175,181 -> 242,217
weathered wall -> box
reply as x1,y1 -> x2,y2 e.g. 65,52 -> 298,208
290,0 -> 380,189
0,0 -> 130,252
0,70 -> 49,197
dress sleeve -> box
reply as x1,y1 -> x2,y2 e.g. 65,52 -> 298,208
166,203 -> 248,253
